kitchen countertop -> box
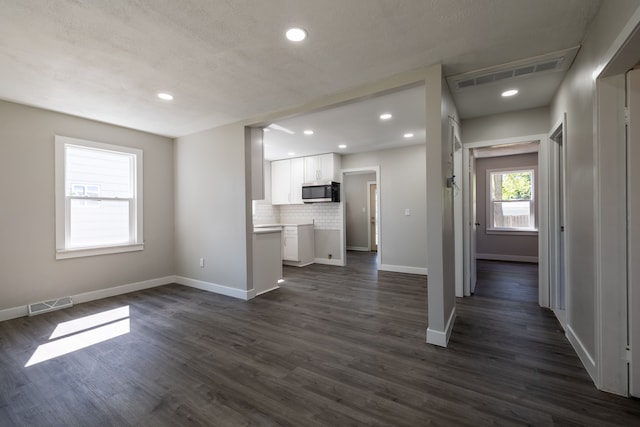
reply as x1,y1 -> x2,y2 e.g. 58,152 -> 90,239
253,227 -> 283,234
254,223 -> 314,228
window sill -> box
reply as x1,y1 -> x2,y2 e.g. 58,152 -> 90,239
56,243 -> 144,260
485,229 -> 538,236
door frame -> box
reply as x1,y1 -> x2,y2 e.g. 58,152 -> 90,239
462,147 -> 476,296
592,3 -> 640,395
341,166 -> 381,266
627,68 -> 640,398
453,134 -> 464,297
548,116 -> 568,323
462,134 -> 549,302
367,180 -> 377,251
593,73 -> 629,395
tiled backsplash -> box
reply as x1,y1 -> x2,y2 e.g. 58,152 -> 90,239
254,202 -> 342,230
253,202 -> 279,224
280,203 -> 341,230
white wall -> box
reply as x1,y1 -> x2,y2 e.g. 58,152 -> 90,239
462,107 -> 550,143
0,100 -> 174,312
425,65 -> 460,346
174,123 -> 251,294
341,145 -> 427,271
550,0 -> 640,378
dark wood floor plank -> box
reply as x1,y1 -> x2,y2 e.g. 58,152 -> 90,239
1,254 -> 640,426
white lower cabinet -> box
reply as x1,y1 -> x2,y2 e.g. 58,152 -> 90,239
282,225 -> 314,266
283,227 -> 298,261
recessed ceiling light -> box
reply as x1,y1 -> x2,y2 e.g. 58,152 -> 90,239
501,89 -> 518,97
286,27 -> 307,42
288,152 -> 296,156
157,92 -> 173,101
380,113 -> 392,120
303,130 -> 314,135
404,133 -> 414,138
338,144 -> 347,149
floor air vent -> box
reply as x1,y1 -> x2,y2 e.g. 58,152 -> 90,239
28,297 -> 73,316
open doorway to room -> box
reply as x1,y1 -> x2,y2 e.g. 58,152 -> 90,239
255,84 -> 424,273
342,167 -> 380,266
463,140 -> 544,300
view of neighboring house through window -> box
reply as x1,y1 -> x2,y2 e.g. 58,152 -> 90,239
55,136 -> 143,259
487,167 -> 536,232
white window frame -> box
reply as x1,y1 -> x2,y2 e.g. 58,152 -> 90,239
486,166 -> 537,235
55,135 -> 144,259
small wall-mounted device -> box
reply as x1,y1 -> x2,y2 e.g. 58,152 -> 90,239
446,175 -> 456,188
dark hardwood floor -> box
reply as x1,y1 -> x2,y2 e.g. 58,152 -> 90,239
1,254 -> 639,426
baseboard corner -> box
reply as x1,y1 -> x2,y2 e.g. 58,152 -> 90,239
175,276 -> 252,301
426,308 -> 457,348
379,264 -> 428,276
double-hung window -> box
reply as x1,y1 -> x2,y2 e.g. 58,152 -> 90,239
55,136 -> 143,259
487,167 -> 536,233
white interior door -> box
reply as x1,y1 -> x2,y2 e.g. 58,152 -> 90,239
628,68 -> 640,398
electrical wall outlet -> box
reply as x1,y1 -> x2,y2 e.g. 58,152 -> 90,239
199,258 -> 205,268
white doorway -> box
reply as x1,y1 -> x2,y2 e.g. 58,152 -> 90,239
367,181 -> 378,252
628,67 -> 640,398
463,135 -> 549,301
464,149 -> 480,296
341,166 -> 381,265
549,118 -> 567,329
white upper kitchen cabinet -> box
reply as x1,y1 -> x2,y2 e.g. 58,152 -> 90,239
271,158 -> 304,205
271,159 -> 291,205
290,157 -> 304,204
304,153 -> 341,183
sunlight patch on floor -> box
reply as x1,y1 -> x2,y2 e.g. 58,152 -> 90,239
25,306 -> 130,367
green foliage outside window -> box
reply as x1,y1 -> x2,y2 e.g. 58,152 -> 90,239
492,172 -> 532,200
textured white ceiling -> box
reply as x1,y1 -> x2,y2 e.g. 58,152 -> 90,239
0,0 -> 601,137
264,85 -> 426,160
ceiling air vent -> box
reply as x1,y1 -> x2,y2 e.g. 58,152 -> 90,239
452,57 -> 565,90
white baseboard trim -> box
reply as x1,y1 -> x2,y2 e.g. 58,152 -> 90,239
0,276 -> 175,322
476,253 -> 538,263
566,323 -> 597,384
255,286 -> 279,296
379,264 -> 428,276
314,258 -> 344,266
346,246 -> 369,252
0,305 -> 28,322
426,307 -> 457,347
175,276 -> 253,301
72,276 -> 175,305
283,260 -> 314,267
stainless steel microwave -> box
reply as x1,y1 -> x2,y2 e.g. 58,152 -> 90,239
301,182 -> 340,203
